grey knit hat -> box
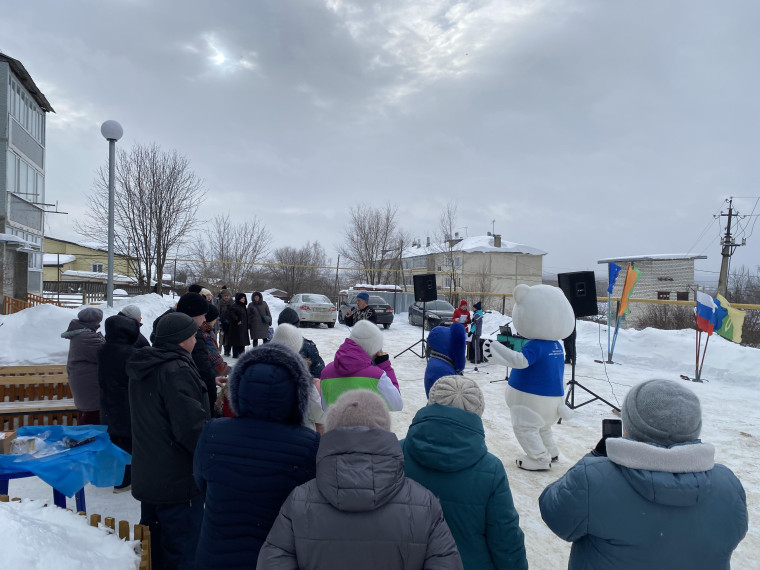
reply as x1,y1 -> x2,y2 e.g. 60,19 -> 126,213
622,379 -> 702,447
154,312 -> 198,346
325,389 -> 391,432
120,304 -> 141,321
428,375 -> 485,417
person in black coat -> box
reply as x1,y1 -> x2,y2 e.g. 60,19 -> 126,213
98,313 -> 140,492
126,312 -> 210,570
227,293 -> 250,358
194,342 -> 320,568
176,292 -> 219,415
118,304 -> 150,348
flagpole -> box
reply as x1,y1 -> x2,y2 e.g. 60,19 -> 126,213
607,291 -> 612,358
609,314 -> 622,361
697,334 -> 710,382
695,328 -> 701,380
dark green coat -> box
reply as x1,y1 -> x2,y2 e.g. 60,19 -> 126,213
401,404 -> 527,570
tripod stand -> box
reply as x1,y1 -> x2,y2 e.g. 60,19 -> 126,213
395,305 -> 428,359
565,358 -> 620,412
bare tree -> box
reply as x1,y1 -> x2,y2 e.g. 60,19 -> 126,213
267,241 -> 330,295
76,142 -> 204,294
337,204 -> 405,285
432,201 -> 460,302
188,213 -> 271,292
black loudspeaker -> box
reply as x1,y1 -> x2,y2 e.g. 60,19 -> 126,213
558,271 -> 598,318
413,273 -> 437,303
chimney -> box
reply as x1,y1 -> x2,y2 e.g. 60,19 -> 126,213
454,231 -> 459,238
426,236 -> 430,247
494,234 -> 502,248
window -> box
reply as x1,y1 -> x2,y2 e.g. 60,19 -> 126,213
657,291 -> 671,300
676,292 -> 689,301
454,257 -> 461,267
92,263 -> 104,273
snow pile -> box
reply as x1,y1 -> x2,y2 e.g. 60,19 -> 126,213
0,499 -> 140,569
0,294 -> 175,365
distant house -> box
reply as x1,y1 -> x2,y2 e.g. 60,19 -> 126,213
263,288 -> 290,302
43,236 -> 137,285
597,253 -> 707,324
401,233 -> 546,308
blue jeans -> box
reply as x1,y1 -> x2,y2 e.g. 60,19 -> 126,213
140,498 -> 203,570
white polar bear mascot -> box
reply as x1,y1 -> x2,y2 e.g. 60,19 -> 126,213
485,284 -> 575,471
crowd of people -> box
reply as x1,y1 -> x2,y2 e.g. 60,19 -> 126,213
59,287 -> 748,570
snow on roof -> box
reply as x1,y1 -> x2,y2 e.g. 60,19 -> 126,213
62,270 -> 136,283
0,233 -> 37,248
597,253 -> 708,264
351,284 -> 403,291
42,253 -> 76,266
402,235 -> 546,258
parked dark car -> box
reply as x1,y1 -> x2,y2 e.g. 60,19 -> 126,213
408,299 -> 456,330
338,293 -> 394,329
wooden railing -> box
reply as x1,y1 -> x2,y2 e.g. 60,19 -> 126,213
0,365 -> 77,431
0,495 -> 151,569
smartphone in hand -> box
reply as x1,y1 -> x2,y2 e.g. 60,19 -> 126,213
602,419 -> 622,439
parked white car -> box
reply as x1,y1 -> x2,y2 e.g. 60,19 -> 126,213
288,294 -> 337,328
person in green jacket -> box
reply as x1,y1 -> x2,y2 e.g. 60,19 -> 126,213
401,375 -> 528,570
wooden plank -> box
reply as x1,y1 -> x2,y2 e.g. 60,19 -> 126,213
0,400 -> 78,414
0,376 -> 68,387
90,514 -> 101,527
105,516 -> 115,531
0,365 -> 67,375
118,520 -> 130,540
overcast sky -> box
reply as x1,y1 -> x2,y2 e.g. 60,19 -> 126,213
3,0 -> 759,286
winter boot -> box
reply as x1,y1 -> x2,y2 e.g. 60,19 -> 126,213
516,456 -> 552,471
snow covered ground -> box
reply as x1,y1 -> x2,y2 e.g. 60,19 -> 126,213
1,292 -> 758,568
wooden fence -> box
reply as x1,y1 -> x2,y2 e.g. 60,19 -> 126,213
0,495 -> 151,569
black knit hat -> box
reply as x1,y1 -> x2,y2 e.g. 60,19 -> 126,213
154,312 -> 198,346
177,292 -> 208,317
205,304 -> 220,323
278,307 -> 300,326
188,284 -> 203,294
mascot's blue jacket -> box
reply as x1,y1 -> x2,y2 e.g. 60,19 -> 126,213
193,344 -> 320,568
424,323 -> 466,397
539,438 -> 747,570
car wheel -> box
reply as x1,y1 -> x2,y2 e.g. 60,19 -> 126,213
423,318 -> 432,331
408,313 -> 413,325
327,322 -> 335,328
338,314 -> 344,324
383,323 -> 390,329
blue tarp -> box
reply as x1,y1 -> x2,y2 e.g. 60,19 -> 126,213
0,425 -> 131,497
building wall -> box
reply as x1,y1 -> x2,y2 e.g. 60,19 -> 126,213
607,258 -> 697,325
44,238 -> 134,279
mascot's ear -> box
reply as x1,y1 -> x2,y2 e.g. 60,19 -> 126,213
513,284 -> 529,304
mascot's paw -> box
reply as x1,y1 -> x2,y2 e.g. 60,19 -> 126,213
558,402 -> 573,422
516,456 -> 552,471
483,339 -> 511,366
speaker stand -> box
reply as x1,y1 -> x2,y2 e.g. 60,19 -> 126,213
565,358 -> 620,412
395,305 -> 428,359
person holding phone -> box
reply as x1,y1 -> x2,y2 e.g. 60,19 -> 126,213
538,379 -> 747,569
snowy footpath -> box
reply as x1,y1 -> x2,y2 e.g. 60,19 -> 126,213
1,293 -> 758,568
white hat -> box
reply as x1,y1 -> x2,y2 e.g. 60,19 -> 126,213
349,320 -> 383,357
325,389 -> 391,432
428,375 -> 485,417
271,323 -> 303,355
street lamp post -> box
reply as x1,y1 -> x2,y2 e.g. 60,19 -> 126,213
100,120 -> 123,307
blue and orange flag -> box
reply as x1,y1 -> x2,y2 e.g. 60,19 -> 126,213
617,264 -> 640,317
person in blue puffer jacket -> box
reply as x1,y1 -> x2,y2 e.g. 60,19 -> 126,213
193,342 -> 320,568
423,322 -> 466,397
402,375 -> 528,570
539,379 -> 748,570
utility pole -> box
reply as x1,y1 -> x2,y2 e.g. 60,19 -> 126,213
716,197 -> 745,298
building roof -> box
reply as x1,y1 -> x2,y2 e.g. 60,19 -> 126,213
597,253 -> 708,264
43,253 -> 76,266
402,235 -> 546,258
0,233 -> 37,248
0,53 -> 54,113
62,270 -> 135,283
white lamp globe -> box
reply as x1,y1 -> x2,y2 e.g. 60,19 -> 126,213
100,120 -> 123,141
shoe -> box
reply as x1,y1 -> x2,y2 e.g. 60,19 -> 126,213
516,457 -> 552,471
551,456 -> 559,463
113,484 -> 131,494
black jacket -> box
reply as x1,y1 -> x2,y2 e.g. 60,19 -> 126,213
226,302 -> 249,347
98,314 -> 140,438
126,344 -> 210,504
301,338 -> 325,378
345,305 -> 377,326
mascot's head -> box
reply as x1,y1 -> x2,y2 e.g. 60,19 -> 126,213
512,284 -> 575,341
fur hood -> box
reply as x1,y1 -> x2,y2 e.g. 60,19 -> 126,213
228,343 -> 312,424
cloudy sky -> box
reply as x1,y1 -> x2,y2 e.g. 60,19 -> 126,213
3,0 -> 759,285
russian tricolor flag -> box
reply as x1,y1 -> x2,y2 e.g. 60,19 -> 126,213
696,291 -> 719,335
